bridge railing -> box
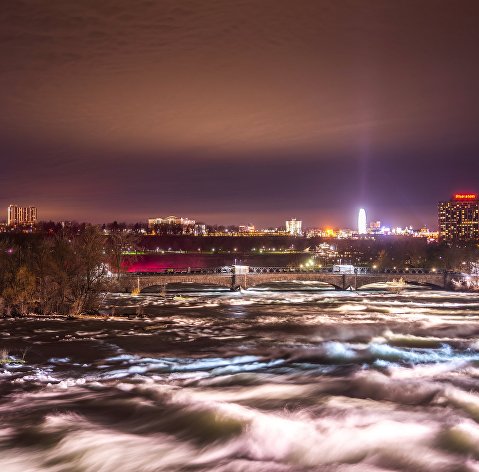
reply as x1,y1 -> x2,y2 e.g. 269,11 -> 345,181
369,268 -> 445,275
129,266 -> 233,276
246,266 -> 439,274
128,266 -> 453,276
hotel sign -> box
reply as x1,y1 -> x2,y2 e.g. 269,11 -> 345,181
454,194 -> 477,200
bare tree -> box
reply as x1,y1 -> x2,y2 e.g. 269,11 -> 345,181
106,230 -> 139,279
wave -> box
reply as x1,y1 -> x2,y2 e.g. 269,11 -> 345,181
0,383 -> 472,471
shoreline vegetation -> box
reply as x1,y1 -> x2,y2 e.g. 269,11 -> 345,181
2,225 -> 479,317
0,225 -> 135,318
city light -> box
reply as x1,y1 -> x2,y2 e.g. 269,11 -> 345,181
358,208 -> 367,235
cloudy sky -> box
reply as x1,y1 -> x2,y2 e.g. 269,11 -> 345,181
1,0 -> 478,227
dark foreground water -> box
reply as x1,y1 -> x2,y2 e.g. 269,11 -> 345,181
3,284 -> 479,471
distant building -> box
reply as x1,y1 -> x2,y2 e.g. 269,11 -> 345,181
305,228 -> 323,238
286,218 -> 302,236
194,224 -> 207,236
415,227 -> 438,241
238,224 -> 255,233
148,215 -> 195,235
439,194 -> 479,241
7,205 -> 37,226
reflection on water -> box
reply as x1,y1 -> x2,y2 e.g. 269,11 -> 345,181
2,285 -> 479,471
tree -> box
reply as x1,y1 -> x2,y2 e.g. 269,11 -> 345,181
106,230 -> 140,279
0,227 -> 110,317
67,225 -> 108,315
2,266 -> 36,316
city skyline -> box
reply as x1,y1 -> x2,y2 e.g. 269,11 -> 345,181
1,1 -> 479,226
1,202 -> 443,237
2,194 -> 473,230
0,194 -> 471,228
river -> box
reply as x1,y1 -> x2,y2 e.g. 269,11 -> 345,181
2,285 -> 479,471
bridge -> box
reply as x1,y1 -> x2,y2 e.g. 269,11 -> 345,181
119,266 -> 461,292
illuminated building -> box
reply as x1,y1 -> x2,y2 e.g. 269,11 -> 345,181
193,224 -> 207,236
415,227 -> 438,241
7,205 -> 37,226
338,229 -> 354,239
438,194 -> 479,241
285,218 -> 302,236
358,208 -> 367,235
305,228 -> 323,238
148,216 -> 195,235
239,224 -> 256,233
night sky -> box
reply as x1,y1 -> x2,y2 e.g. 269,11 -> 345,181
1,0 -> 479,228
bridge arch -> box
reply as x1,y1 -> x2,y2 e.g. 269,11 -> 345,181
140,281 -> 232,293
126,274 -> 234,293
355,279 -> 444,291
246,280 -> 343,291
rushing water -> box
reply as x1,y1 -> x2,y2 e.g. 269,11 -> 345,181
3,284 -> 479,471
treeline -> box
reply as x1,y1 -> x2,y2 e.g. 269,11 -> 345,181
0,226 -> 137,317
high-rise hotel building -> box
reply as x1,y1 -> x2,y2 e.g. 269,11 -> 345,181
438,194 -> 479,241
286,218 -> 302,236
7,205 -> 38,226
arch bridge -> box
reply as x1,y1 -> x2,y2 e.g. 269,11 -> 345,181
120,266 -> 459,292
